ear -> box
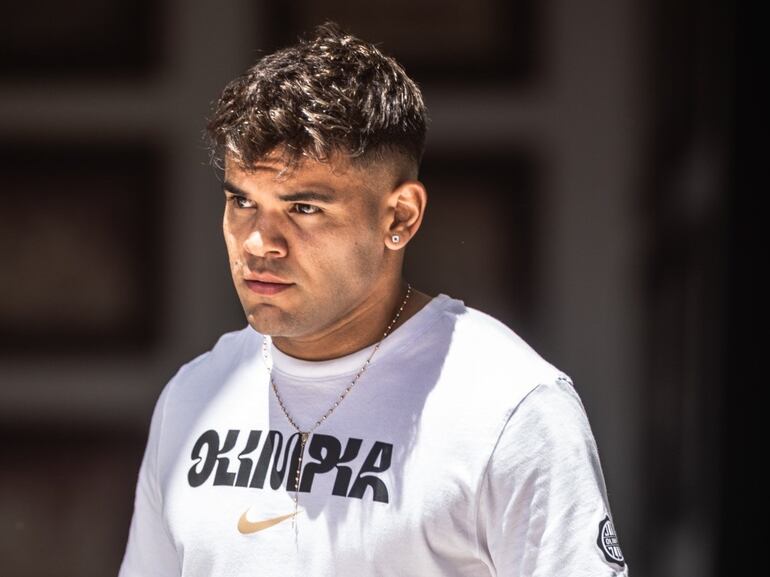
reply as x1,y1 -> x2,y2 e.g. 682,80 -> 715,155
383,180 -> 428,251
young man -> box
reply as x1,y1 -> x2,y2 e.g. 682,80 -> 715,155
119,21 -> 629,577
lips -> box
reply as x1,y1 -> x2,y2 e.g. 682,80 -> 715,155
243,273 -> 293,296
243,272 -> 292,284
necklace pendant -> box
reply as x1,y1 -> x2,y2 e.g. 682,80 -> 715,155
300,432 -> 309,445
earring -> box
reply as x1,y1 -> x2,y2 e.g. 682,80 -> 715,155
391,234 -> 400,243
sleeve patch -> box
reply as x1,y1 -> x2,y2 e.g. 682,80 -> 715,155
596,514 -> 626,567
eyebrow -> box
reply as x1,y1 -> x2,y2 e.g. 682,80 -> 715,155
223,180 -> 337,203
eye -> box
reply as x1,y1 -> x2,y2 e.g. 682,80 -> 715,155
227,195 -> 255,209
292,203 -> 321,215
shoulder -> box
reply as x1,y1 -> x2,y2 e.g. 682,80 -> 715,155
481,373 -> 609,509
505,374 -> 596,450
441,300 -> 565,397
486,372 -> 610,503
414,297 -> 574,439
180,324 -> 252,375
160,324 -> 256,402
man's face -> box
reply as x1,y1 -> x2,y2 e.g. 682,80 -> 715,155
222,150 -> 396,340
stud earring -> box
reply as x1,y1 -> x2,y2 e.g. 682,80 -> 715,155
391,234 -> 400,243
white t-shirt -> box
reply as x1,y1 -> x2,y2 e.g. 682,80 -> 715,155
119,294 -> 629,576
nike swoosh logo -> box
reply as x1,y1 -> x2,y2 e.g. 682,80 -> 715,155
237,510 -> 301,534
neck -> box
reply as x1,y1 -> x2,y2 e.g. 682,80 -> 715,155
272,281 -> 433,361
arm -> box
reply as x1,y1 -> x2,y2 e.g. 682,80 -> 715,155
118,381 -> 181,577
476,375 -> 629,577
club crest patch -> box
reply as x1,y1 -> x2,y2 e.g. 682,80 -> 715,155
596,514 -> 625,567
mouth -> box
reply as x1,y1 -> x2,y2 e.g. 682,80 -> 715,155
243,276 -> 294,296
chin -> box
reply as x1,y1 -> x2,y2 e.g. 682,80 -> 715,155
244,306 -> 296,337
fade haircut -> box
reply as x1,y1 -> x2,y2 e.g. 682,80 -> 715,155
204,21 -> 429,180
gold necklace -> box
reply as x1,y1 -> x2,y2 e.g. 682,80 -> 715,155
261,284 -> 412,536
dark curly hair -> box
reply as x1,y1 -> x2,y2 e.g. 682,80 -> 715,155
204,21 -> 429,179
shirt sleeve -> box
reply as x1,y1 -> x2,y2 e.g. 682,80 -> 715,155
476,374 -> 629,577
118,380 -> 181,577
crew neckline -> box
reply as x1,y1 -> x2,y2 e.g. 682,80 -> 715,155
260,293 -> 456,379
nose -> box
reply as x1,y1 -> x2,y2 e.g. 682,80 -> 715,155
243,221 -> 288,258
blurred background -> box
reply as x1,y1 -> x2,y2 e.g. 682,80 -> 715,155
0,0 -> 735,575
